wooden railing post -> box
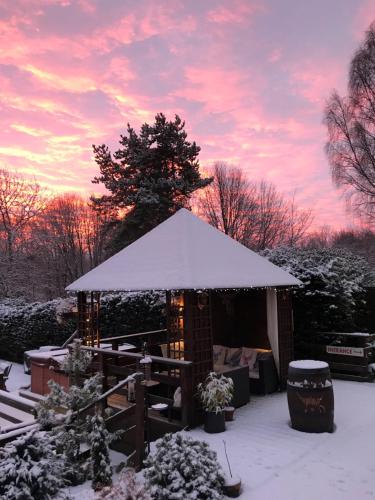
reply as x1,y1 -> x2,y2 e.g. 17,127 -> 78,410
181,363 -> 194,428
134,373 -> 145,471
97,352 -> 108,394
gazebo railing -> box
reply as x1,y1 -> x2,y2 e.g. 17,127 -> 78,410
82,346 -> 194,428
102,329 -> 168,351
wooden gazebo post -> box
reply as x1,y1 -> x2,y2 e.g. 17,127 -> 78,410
166,289 -> 214,424
77,291 -> 101,347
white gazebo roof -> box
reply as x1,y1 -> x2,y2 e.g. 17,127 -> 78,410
66,208 -> 301,292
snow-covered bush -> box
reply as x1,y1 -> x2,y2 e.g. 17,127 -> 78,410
0,291 -> 164,362
263,246 -> 370,333
143,433 -> 225,499
62,339 -> 92,386
0,298 -> 75,362
96,468 -> 150,499
0,430 -> 67,499
198,372 -> 233,413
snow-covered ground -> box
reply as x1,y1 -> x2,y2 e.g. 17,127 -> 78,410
3,362 -> 374,499
0,359 -> 30,392
189,380 -> 375,500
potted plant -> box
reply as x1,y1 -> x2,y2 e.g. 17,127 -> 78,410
198,372 -> 234,433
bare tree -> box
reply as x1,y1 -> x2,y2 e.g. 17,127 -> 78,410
324,22 -> 375,225
283,192 -> 314,247
0,169 -> 46,260
33,194 -> 115,292
249,180 -> 287,250
199,164 -> 312,250
304,226 -> 334,249
198,163 -> 258,243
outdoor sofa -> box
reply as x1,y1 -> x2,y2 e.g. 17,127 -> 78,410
213,345 -> 279,396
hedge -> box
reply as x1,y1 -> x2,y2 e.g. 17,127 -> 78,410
0,292 -> 165,363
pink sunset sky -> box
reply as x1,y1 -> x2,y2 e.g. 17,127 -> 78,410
1,0 -> 375,230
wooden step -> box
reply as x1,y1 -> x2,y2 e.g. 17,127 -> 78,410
0,416 -> 13,427
18,390 -> 46,403
0,390 -> 36,414
0,402 -> 35,424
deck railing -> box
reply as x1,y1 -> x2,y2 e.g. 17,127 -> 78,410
102,328 -> 168,351
81,346 -> 194,429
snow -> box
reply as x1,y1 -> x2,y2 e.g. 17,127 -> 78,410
289,360 -> 328,370
66,208 -> 301,292
188,380 -> 375,500
59,379 -> 375,499
0,359 -> 30,392
328,332 -> 372,337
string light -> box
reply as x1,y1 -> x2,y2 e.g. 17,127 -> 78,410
69,285 -> 300,295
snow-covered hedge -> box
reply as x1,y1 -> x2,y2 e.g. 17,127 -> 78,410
263,246 -> 370,334
0,298 -> 75,362
0,292 -> 165,362
99,291 -> 165,339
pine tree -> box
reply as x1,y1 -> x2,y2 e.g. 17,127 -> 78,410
92,113 -> 212,251
36,373 -> 103,484
0,430 -> 67,500
61,338 -> 92,387
89,410 -> 113,491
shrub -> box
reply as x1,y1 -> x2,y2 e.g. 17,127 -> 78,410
96,468 -> 151,499
0,430 -> 67,499
143,433 -> 225,499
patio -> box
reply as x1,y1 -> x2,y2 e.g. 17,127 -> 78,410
188,379 -> 375,499
3,361 -> 374,499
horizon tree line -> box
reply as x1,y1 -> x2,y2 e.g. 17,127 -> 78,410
1,107 -> 374,302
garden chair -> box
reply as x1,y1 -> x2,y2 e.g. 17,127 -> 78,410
0,363 -> 12,391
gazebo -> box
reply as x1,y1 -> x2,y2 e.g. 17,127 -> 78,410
66,209 -> 300,396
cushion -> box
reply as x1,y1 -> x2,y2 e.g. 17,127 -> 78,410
213,345 -> 227,366
173,387 -> 182,408
226,347 -> 242,367
160,343 -> 168,358
239,347 -> 258,371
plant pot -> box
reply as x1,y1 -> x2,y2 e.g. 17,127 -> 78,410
204,410 -> 226,433
224,406 -> 235,421
223,475 -> 241,498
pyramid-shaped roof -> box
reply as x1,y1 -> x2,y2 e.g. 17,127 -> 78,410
66,209 -> 301,292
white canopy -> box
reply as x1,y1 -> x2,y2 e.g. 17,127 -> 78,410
66,208 -> 301,292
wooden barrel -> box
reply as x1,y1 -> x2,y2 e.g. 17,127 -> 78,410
287,360 -> 334,433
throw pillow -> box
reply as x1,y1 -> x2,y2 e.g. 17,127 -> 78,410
239,347 -> 258,371
226,347 -> 242,367
213,345 -> 227,365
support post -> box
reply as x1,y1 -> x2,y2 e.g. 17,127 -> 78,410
134,374 -> 145,471
181,363 -> 194,428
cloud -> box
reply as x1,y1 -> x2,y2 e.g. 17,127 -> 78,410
0,0 -> 370,229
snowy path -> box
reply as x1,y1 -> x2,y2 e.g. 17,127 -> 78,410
189,380 -> 375,500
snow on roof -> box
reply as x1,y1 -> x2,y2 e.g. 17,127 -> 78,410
66,208 -> 302,292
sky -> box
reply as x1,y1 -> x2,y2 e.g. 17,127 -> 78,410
1,0 -> 375,230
